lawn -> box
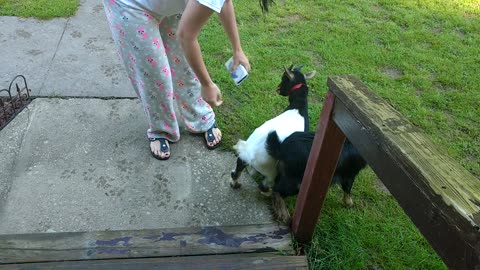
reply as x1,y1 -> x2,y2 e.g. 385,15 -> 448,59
4,0 -> 479,269
0,0 -> 79,19
207,0 -> 478,269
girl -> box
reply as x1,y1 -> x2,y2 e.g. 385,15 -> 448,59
102,0 -> 253,160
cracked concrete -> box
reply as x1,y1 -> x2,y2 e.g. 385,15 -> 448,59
0,0 -> 276,235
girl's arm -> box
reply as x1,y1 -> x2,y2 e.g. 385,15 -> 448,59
177,0 -> 214,88
177,0 -> 222,106
217,0 -> 251,73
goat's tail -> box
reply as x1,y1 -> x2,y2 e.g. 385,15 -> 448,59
233,139 -> 245,152
233,139 -> 249,158
266,131 -> 282,159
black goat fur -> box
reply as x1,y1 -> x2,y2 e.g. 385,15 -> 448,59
266,131 -> 367,203
230,65 -> 315,191
276,65 -> 310,131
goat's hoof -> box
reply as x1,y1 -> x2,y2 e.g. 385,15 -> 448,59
230,171 -> 239,180
260,189 -> 273,197
230,180 -> 241,189
343,193 -> 354,208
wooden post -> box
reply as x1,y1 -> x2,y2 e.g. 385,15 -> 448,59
292,91 -> 346,243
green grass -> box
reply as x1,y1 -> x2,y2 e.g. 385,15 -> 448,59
198,0 -> 479,269
0,0 -> 79,19
288,170 -> 447,269
4,0 -> 478,268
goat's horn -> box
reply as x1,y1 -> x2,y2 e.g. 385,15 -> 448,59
294,64 -> 305,71
288,64 -> 293,70
284,65 -> 294,80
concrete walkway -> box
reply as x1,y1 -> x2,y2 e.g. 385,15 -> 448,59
0,0 -> 274,234
0,0 -> 132,97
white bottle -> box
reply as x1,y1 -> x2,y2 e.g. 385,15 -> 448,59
225,57 -> 248,85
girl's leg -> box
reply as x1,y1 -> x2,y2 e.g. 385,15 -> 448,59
103,1 -> 181,157
159,14 -> 221,148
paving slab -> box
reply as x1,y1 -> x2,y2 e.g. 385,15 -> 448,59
0,0 -> 133,98
40,0 -> 133,97
0,98 -> 273,234
0,17 -> 66,96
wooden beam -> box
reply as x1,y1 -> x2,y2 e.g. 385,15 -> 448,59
0,253 -> 308,270
292,91 -> 346,243
327,75 -> 480,270
0,223 -> 292,264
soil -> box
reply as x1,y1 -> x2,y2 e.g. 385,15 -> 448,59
0,96 -> 31,130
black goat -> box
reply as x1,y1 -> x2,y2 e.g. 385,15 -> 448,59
230,65 -> 315,194
267,131 -> 367,213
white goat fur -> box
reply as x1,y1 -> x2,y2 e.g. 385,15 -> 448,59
233,109 -> 305,186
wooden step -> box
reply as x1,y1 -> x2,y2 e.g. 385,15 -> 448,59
0,253 -> 308,270
0,223 -> 293,264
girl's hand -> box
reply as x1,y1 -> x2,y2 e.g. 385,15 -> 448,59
201,83 -> 223,107
231,50 -> 251,73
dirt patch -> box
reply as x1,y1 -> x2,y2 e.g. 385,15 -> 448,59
380,67 -> 404,80
0,76 -> 32,131
433,81 -> 454,92
0,96 -> 32,131
285,14 -> 304,23
370,5 -> 384,12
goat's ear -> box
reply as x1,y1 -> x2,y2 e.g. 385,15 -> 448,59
284,65 -> 294,80
304,70 -> 316,80
288,64 -> 294,70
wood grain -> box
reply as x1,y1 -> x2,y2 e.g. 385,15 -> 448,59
0,253 -> 308,270
0,223 -> 292,264
292,91 -> 346,243
327,75 -> 480,269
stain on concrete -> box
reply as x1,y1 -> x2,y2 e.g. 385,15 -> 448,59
84,37 -> 105,52
16,29 -> 32,39
60,169 -> 77,180
109,101 -> 121,120
173,199 -> 186,211
93,4 -> 104,13
0,32 -> 7,43
97,175 -> 113,189
70,30 -> 82,38
116,159 -> 134,174
75,111 -> 89,123
101,64 -> 124,86
153,173 -> 172,206
66,54 -> 79,62
27,49 -> 43,56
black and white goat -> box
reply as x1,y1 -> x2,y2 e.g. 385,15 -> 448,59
267,131 -> 367,208
230,65 -> 316,194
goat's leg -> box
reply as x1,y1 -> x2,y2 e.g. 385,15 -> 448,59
273,175 -> 302,197
230,157 -> 247,189
258,180 -> 272,197
256,163 -> 277,196
340,176 -> 355,208
258,172 -> 276,197
247,166 -> 261,178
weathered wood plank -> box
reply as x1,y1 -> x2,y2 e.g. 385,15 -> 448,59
0,223 -> 292,264
0,253 -> 308,270
327,75 -> 480,270
292,91 -> 346,243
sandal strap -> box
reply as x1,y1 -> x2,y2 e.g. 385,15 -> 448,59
206,122 -> 218,143
149,137 -> 169,152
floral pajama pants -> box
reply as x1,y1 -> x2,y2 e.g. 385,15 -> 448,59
103,0 -> 215,142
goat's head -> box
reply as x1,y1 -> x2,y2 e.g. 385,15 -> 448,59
276,64 -> 316,96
